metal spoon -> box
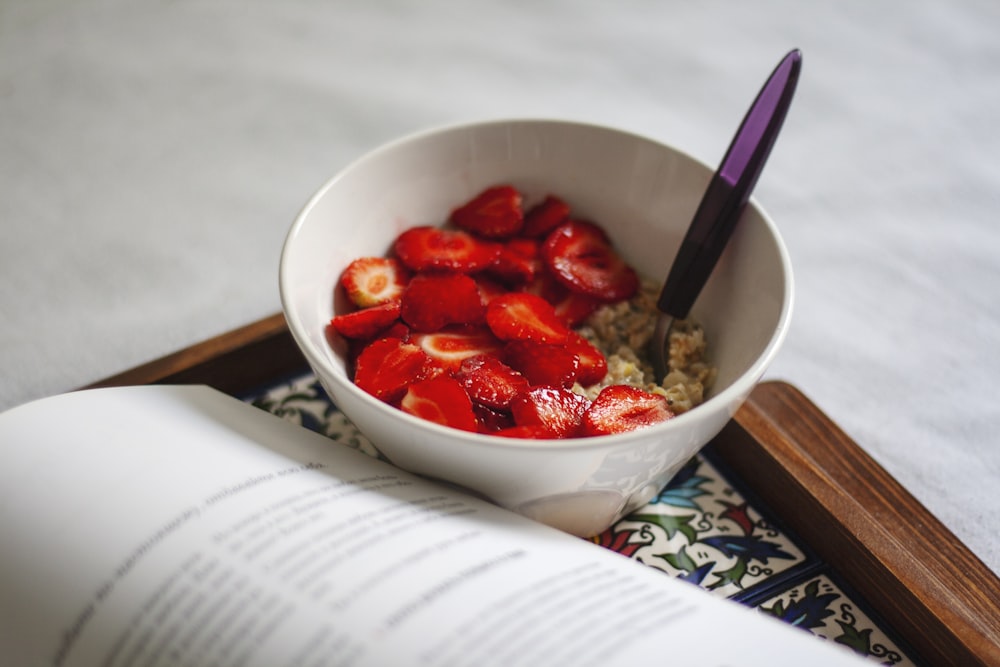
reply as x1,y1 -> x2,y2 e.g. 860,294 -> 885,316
652,49 -> 802,379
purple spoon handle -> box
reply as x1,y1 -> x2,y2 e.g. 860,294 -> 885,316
657,49 -> 801,319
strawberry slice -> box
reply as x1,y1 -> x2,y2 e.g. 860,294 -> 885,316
454,354 -> 530,410
510,386 -> 590,438
505,237 -> 541,260
542,220 -> 639,302
400,376 -> 479,432
522,270 -> 600,327
580,385 -> 674,436
375,320 -> 411,341
329,302 -> 401,340
522,195 -> 571,238
486,246 -> 539,286
449,185 -> 524,239
340,257 -> 410,308
486,292 -> 570,344
552,290 -> 600,327
395,226 -> 501,273
503,340 -> 579,387
529,274 -> 601,327
409,326 -> 504,373
474,404 -> 516,433
566,331 -> 608,387
475,276 -> 509,306
353,338 -> 432,403
400,273 -> 485,332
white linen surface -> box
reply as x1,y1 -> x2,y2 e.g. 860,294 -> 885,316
2,0 -> 998,573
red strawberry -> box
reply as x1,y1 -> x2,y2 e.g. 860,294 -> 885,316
395,226 -> 501,273
409,326 -> 504,373
522,271 -> 600,327
454,354 -> 530,410
400,273 -> 485,332
340,257 -> 410,308
450,185 -> 524,239
329,302 -> 401,340
510,386 -> 590,438
353,338 -> 432,403
506,237 -> 540,259
522,195 -> 571,238
580,385 -> 674,436
486,292 -> 570,344
375,320 -> 411,341
486,246 -> 538,286
542,220 -> 639,302
533,276 -> 602,327
400,376 -> 478,432
503,340 -> 579,387
566,331 -> 608,386
474,404 -> 516,433
475,276 -> 509,305
553,291 -> 600,327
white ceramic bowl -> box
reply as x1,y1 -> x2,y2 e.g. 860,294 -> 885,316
280,118 -> 793,537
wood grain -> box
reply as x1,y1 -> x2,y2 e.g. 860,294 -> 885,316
719,382 -> 1000,666
86,313 -> 1000,665
84,313 -> 305,396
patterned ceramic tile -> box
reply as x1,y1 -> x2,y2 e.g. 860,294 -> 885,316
247,372 -> 381,460
590,454 -> 814,602
243,371 -> 920,665
755,574 -> 918,666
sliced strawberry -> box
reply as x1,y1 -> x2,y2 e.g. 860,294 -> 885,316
475,276 -> 509,306
340,257 -> 410,308
506,237 -> 540,259
409,326 -> 504,373
542,220 -> 639,302
400,376 -> 479,432
522,195 -> 571,238
449,185 -> 524,239
580,385 -> 674,436
503,340 -> 579,387
554,292 -> 600,327
342,317 -> 410,365
400,273 -> 485,332
474,404 -> 516,433
486,292 -> 570,344
510,386 -> 589,438
395,226 -> 501,273
486,246 -> 539,286
329,302 -> 401,340
375,320 -> 411,341
566,331 -> 608,387
353,338 -> 432,403
521,271 -> 599,327
454,355 -> 530,410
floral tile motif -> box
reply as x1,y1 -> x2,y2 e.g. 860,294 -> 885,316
246,372 -> 381,460
590,454 -> 813,601
755,575 -> 917,666
243,371 -> 918,665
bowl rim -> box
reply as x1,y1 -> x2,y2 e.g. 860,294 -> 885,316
279,116 -> 794,452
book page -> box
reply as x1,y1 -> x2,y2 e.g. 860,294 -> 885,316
0,385 -> 864,666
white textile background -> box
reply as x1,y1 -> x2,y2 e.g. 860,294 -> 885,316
2,1 -> 998,573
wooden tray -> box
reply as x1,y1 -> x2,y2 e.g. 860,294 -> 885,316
88,313 -> 1000,666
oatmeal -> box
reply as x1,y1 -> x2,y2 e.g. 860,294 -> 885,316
575,281 -> 717,414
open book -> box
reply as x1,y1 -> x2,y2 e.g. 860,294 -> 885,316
0,385 -> 865,666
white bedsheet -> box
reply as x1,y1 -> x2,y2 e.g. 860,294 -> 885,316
2,0 -> 998,574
